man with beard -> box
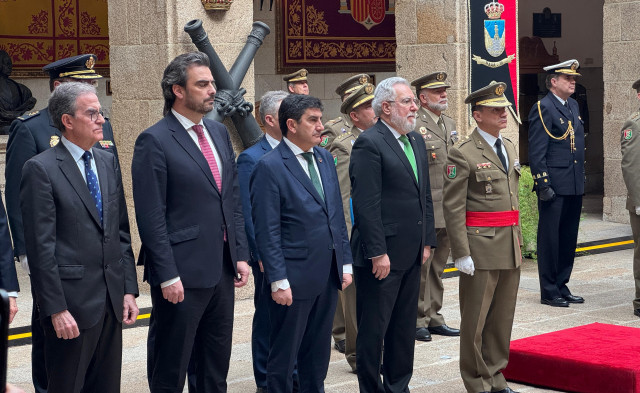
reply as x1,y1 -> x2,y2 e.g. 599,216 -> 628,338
444,81 -> 521,393
350,77 -> 437,392
283,69 -> 310,95
132,51 -> 250,392
327,82 -> 376,372
528,60 -> 585,308
411,72 -> 460,342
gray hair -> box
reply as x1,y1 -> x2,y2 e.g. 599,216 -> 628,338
161,51 -> 210,116
259,90 -> 289,124
48,82 -> 97,132
545,74 -> 559,90
372,77 -> 411,117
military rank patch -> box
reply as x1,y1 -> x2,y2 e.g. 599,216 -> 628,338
320,136 -> 329,147
624,129 -> 633,140
50,135 -> 60,147
333,154 -> 338,166
99,140 -> 114,148
447,165 -> 456,179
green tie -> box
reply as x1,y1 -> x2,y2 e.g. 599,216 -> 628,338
399,135 -> 418,182
302,152 -> 324,201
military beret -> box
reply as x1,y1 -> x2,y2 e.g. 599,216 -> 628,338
335,74 -> 371,98
411,72 -> 451,91
632,79 -> 640,91
43,54 -> 103,80
464,81 -> 512,107
543,59 -> 581,77
283,69 -> 308,83
341,83 -> 375,115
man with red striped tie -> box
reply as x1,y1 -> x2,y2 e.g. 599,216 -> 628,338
132,51 -> 250,393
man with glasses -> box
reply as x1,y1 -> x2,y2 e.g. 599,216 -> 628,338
20,81 -> 139,393
6,54 -> 118,393
528,60 -> 586,308
350,77 -> 437,392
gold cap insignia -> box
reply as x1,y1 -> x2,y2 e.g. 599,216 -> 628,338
85,56 -> 95,70
437,73 -> 445,81
571,62 -> 578,71
50,135 -> 60,147
300,70 -> 307,77
365,84 -> 374,94
419,127 -> 427,135
359,75 -> 369,84
495,85 -> 505,96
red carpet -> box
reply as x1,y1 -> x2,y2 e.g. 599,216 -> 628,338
503,323 -> 640,393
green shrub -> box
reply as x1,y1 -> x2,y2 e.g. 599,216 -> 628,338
518,165 -> 538,259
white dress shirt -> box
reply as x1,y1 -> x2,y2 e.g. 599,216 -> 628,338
477,128 -> 508,171
265,133 -> 280,149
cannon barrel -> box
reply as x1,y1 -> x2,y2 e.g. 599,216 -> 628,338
184,19 -> 234,90
229,21 -> 270,85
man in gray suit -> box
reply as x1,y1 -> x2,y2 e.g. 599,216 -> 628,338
20,82 -> 139,393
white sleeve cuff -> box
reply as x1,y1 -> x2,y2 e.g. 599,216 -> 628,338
271,279 -> 290,292
7,291 -> 17,298
342,264 -> 353,274
160,277 -> 180,288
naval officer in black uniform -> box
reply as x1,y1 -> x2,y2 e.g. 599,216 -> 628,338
528,59 -> 585,308
6,54 -> 118,393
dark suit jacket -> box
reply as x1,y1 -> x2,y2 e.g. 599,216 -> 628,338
349,119 -> 437,270
237,135 -> 272,266
20,143 -> 137,330
132,112 -> 249,288
528,91 -> 585,195
250,141 -> 353,300
7,108 -> 118,257
0,197 -> 18,292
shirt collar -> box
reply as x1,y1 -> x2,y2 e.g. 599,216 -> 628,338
476,127 -> 502,147
60,135 -> 90,162
172,108 -> 204,131
381,119 -> 402,140
283,137 -> 313,155
265,133 -> 280,149
552,93 -> 567,106
425,107 -> 441,125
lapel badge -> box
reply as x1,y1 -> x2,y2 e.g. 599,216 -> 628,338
50,135 -> 59,147
99,140 -> 113,148
624,129 -> 633,140
559,118 -> 564,125
317,157 -> 323,163
485,182 -> 493,194
419,127 -> 427,135
427,134 -> 432,139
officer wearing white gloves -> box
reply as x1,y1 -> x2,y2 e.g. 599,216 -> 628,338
620,78 -> 640,319
443,81 -> 522,393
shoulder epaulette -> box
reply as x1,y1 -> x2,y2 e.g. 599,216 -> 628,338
455,135 -> 472,148
631,111 -> 640,122
324,117 -> 343,126
16,110 -> 40,121
334,131 -> 353,143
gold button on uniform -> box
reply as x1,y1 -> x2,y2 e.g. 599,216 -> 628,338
475,229 -> 479,233
488,177 -> 491,180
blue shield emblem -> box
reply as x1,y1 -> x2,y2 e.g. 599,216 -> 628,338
484,19 -> 505,57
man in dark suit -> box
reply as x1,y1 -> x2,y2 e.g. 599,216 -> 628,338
0,198 -> 18,323
237,89 -> 289,393
6,54 -> 118,393
20,82 -> 138,393
349,77 -> 437,393
528,59 -> 586,308
250,94 -> 353,393
132,51 -> 250,393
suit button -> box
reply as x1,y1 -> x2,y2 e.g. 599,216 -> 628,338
417,220 -> 422,225
104,236 -> 109,243
105,264 -> 109,270
512,206 -> 515,210
510,191 -> 513,195
487,176 -> 492,180
328,244 -> 333,250
475,229 -> 479,233
574,160 -> 577,164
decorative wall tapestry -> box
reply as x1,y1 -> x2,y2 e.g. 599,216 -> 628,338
277,0 -> 396,73
468,0 -> 519,122
0,0 -> 109,77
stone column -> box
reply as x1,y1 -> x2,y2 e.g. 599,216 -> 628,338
395,0 -> 519,143
108,0 -> 255,255
603,0 -> 640,223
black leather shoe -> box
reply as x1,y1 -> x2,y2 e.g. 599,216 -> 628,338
494,388 -> 520,393
256,388 -> 267,393
428,324 -> 460,336
415,327 -> 432,341
541,297 -> 569,307
333,339 -> 345,353
634,309 -> 640,318
563,294 -> 584,303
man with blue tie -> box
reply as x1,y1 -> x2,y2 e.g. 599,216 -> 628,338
237,90 -> 289,393
250,94 -> 353,393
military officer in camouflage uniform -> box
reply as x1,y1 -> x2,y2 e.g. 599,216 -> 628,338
327,83 -> 376,371
411,72 -> 460,342
283,68 -> 310,95
443,82 -> 522,393
320,74 -> 370,152
620,78 -> 640,319
6,54 -> 118,393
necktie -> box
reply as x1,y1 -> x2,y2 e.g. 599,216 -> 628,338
192,124 -> 222,191
437,116 -> 446,134
495,138 -> 508,171
301,152 -> 324,201
564,101 -> 573,115
399,135 -> 418,182
82,151 -> 102,225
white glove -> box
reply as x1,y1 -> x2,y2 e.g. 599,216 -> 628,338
455,256 -> 475,276
635,206 -> 640,216
19,254 -> 29,274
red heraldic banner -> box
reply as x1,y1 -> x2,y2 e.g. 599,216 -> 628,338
468,0 -> 519,121
277,0 -> 396,73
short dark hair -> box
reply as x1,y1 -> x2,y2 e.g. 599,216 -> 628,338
48,82 -> 97,132
278,94 -> 323,137
161,51 -> 210,116
545,74 -> 559,90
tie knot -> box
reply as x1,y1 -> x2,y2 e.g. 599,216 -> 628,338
301,151 -> 314,164
437,116 -> 444,125
495,138 -> 502,148
82,151 -> 92,163
192,124 -> 204,135
399,135 -> 410,146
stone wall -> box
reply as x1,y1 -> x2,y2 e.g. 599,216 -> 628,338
602,0 -> 640,223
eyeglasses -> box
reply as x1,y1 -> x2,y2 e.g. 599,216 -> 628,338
86,109 -> 104,122
387,97 -> 419,107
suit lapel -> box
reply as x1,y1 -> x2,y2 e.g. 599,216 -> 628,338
169,114 -> 220,195
421,108 -> 446,143
280,142 -> 327,212
56,144 -> 102,228
260,135 -> 272,153
379,122 -> 419,189
505,140 -> 517,177
549,93 -> 573,122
